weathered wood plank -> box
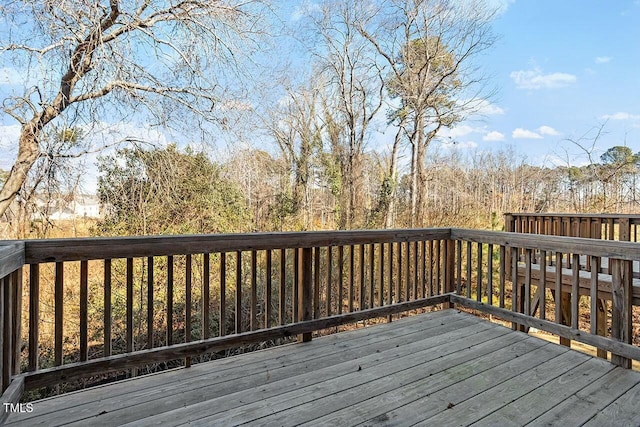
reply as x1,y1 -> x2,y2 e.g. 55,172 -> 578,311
81,316 -> 487,427
13,310 -> 464,426
202,254 -> 209,340
23,229 -> 452,263
451,295 -> 640,362
147,256 -> 155,346
471,357 -> 615,426
80,260 -> 88,361
411,349 -> 584,426
104,259 -> 112,356
451,228 -> 640,261
162,322 -> 519,426
529,367 -> 640,426
54,262 -> 63,366
582,381 -> 640,427
20,295 -> 450,390
0,243 -> 24,279
28,264 -> 39,371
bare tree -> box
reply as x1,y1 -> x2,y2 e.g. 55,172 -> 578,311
308,0 -> 385,229
0,0 -> 268,218
358,0 -> 497,227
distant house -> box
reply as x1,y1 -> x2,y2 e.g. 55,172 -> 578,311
33,194 -> 102,221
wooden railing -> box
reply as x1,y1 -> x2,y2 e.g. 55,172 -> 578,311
1,229 -> 456,422
505,213 -> 640,242
2,226 -> 640,423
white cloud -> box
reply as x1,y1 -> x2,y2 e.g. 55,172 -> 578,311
595,56 -> 612,64
512,128 -> 543,139
483,131 -> 505,141
510,67 -> 576,89
538,125 -> 560,136
600,112 -> 640,121
441,140 -> 478,150
439,124 -> 478,139
484,0 -> 516,15
473,99 -> 505,116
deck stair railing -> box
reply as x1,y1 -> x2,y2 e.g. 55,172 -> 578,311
2,225 -> 640,423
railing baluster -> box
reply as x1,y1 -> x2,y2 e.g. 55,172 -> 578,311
29,264 -> 40,371
185,254 -> 192,367
279,249 -> 285,325
421,241 -> 427,298
477,243 -> 483,302
397,242 -> 402,303
167,256 -> 174,346
511,247 -> 519,330
55,262 -> 64,366
428,240 -> 434,297
610,258 -> 632,368
250,250 -> 257,330
266,249 -> 272,328
235,251 -> 242,334
456,240 -> 462,296
80,260 -> 88,362
126,258 -> 133,354
293,249 -> 298,322
370,243 -> 375,308
378,243 -> 384,307
104,259 -> 112,356
220,253 -> 227,336
539,250 -> 546,320
148,256 -> 155,347
524,249 -> 531,316
388,242 -> 393,321
499,246 -> 505,308
349,245 -> 354,312
2,274 -> 11,390
435,241 -> 441,295
202,254 -> 210,340
466,241 -> 472,299
571,253 -> 579,329
298,248 -> 312,342
487,244 -> 493,306
338,246 -> 343,315
326,246 -> 332,316
405,242 -> 410,301
314,247 -> 320,318
590,255 -> 598,337
413,242 -> 418,299
359,244 -> 365,310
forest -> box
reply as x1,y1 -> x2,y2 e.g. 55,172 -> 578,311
0,1 -> 637,240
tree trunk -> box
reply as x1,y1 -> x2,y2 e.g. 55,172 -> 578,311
0,126 -> 41,218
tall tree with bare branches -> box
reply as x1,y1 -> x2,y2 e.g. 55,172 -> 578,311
358,0 -> 497,227
0,0 -> 268,218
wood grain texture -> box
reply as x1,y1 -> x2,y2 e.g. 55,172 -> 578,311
22,229 -> 451,263
19,294 -> 450,391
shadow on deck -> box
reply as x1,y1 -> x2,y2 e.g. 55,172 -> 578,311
7,309 -> 640,427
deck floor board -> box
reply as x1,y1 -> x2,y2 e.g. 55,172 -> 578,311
7,309 -> 640,427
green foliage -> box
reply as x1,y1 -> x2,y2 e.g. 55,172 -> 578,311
95,145 -> 250,235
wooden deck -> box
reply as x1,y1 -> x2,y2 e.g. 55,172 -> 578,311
6,309 -> 640,427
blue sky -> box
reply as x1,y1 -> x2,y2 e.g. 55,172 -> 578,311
462,0 -> 640,166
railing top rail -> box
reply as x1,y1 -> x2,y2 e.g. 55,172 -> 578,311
3,228 -> 451,264
505,212 -> 640,221
452,228 -> 640,261
0,242 -> 25,278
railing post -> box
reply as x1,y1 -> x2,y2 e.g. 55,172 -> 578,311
610,258 -> 633,368
298,247 -> 313,343
504,214 -> 513,282
443,239 -> 455,309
